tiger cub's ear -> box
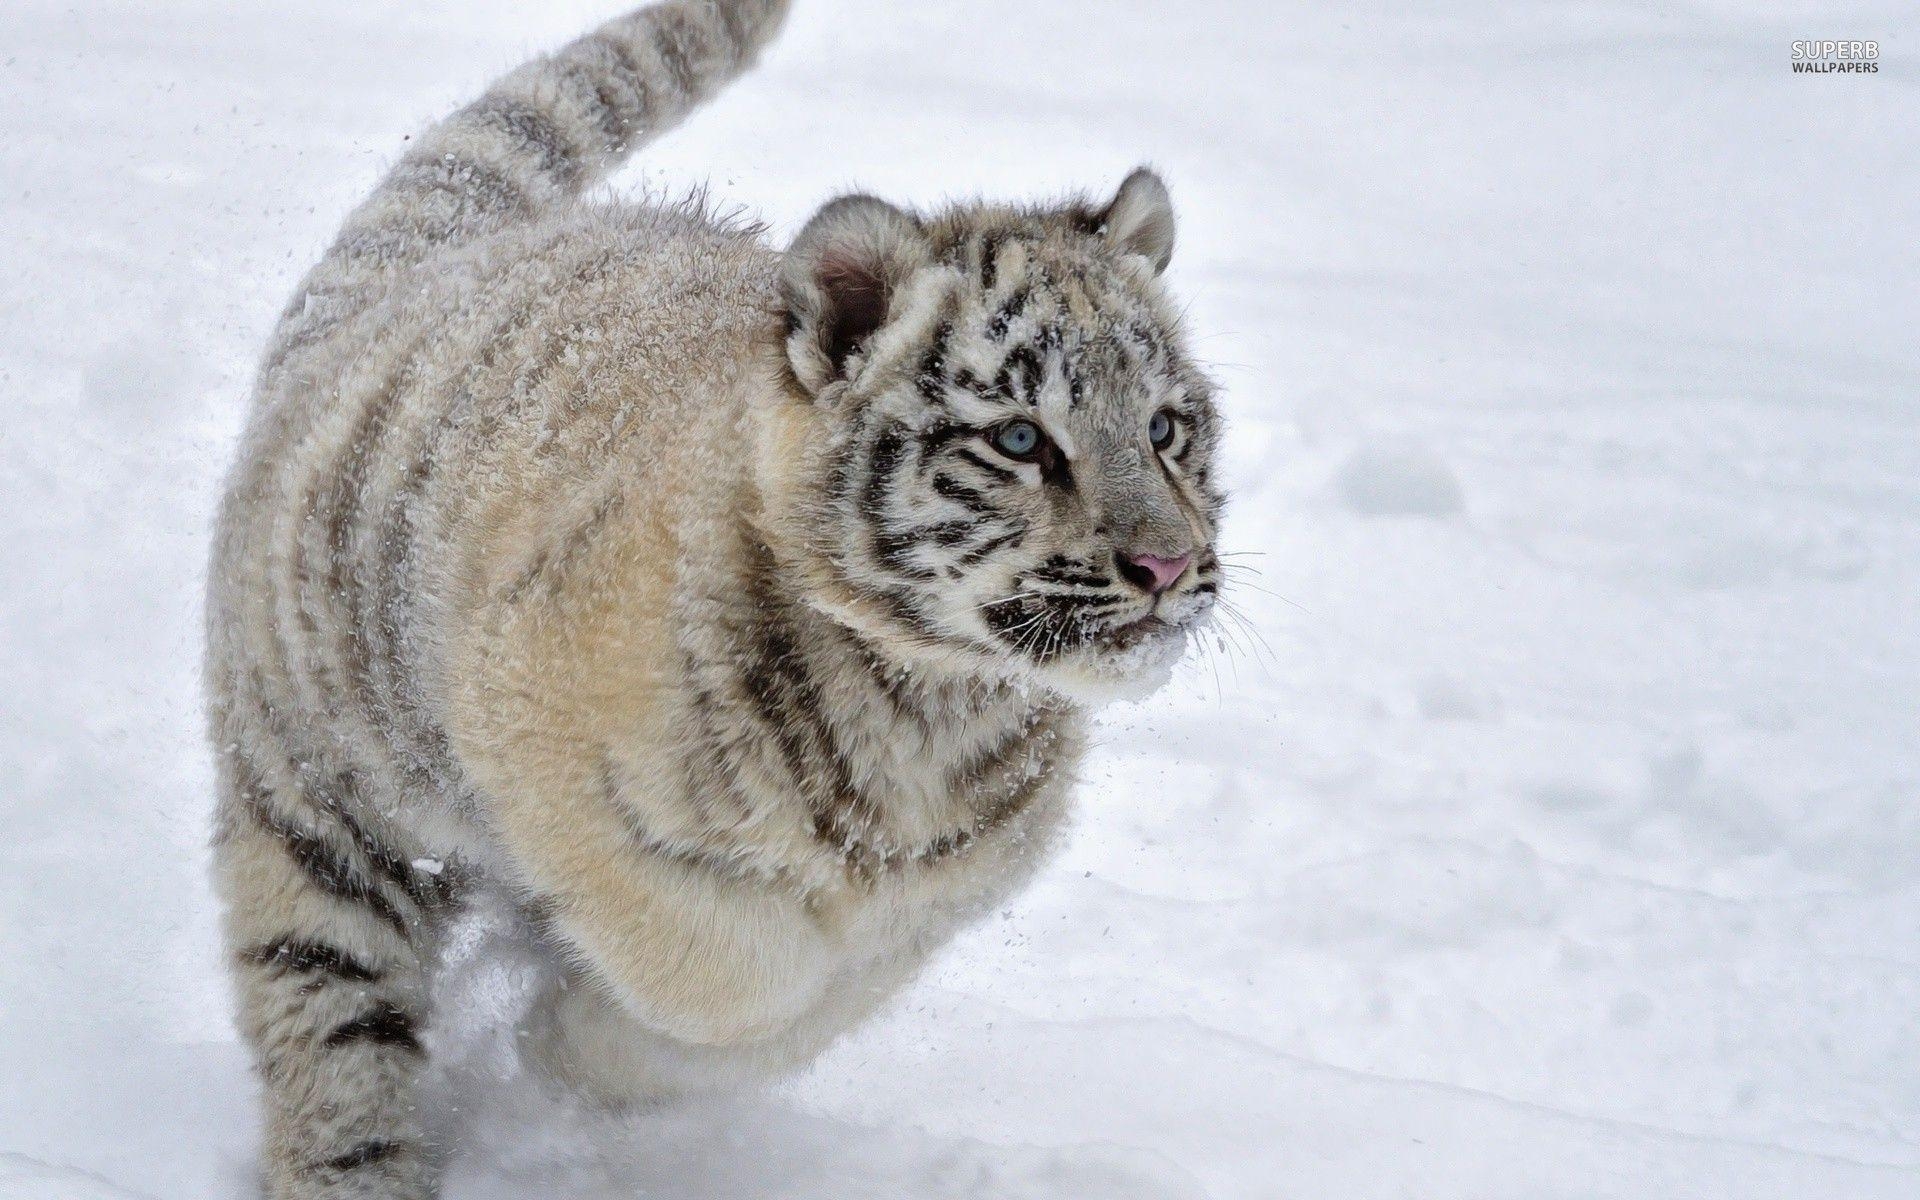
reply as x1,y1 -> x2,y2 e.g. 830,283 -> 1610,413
781,195 -> 932,393
1097,167 -> 1176,275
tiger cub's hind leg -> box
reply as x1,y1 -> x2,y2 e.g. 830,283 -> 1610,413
215,747 -> 452,1199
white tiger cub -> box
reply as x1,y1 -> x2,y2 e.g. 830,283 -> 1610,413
206,0 -> 1226,1195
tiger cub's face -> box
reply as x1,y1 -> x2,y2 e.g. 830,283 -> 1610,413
778,171 -> 1224,700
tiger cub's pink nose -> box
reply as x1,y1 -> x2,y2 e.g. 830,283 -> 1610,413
1117,550 -> 1192,595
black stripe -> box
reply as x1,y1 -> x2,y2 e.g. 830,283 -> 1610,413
733,547 -> 885,852
328,788 -> 453,912
978,595 -> 1108,660
1032,565 -> 1111,588
970,743 -> 1056,831
650,8 -> 707,98
871,533 -> 939,580
915,324 -> 956,402
238,691 -> 433,925
874,520 -> 980,574
926,520 -> 979,547
242,937 -> 381,984
957,524 -> 1026,566
857,582 -> 948,645
946,710 -> 1059,799
1129,320 -> 1165,362
498,488 -> 627,606
317,1140 -> 404,1172
980,597 -> 1037,640
932,473 -> 993,515
366,455 -> 447,779
467,95 -> 577,182
987,287 -> 1029,340
324,1002 -> 422,1053
902,746 -> 1057,869
664,680 -> 762,829
551,54 -> 633,143
317,320 -> 435,750
918,422 -> 975,456
365,268 -> 572,785
878,519 -> 980,548
283,760 -> 447,917
947,716 -> 1039,794
952,447 -> 1018,483
858,421 -> 909,522
921,321 -> 953,376
591,31 -> 656,119
244,795 -> 408,935
734,546 -> 834,769
383,153 -> 527,222
711,0 -> 756,54
1050,591 -> 1123,611
827,441 -> 860,512
978,232 -> 1005,290
994,344 -> 1042,403
851,639 -> 927,720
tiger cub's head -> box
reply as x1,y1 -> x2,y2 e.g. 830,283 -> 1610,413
765,169 -> 1225,701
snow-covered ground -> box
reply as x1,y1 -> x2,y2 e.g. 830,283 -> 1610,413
3,1 -> 1917,1196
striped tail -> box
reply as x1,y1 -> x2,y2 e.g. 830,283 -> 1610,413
267,0 -> 790,366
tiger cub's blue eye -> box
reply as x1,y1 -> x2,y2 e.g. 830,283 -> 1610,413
992,419 -> 1045,461
1148,409 -> 1176,449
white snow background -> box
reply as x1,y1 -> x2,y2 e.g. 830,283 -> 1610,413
2,1 -> 1917,1196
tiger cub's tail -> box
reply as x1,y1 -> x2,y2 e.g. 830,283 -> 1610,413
269,0 -> 789,366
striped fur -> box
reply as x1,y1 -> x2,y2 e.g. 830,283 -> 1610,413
207,3 -> 1223,1196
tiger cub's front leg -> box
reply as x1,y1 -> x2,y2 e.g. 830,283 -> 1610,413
214,748 -> 451,1199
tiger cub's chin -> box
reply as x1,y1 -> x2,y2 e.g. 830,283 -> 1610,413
1027,620 -> 1196,704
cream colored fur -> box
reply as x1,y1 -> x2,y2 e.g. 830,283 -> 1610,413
205,3 -> 1222,1197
